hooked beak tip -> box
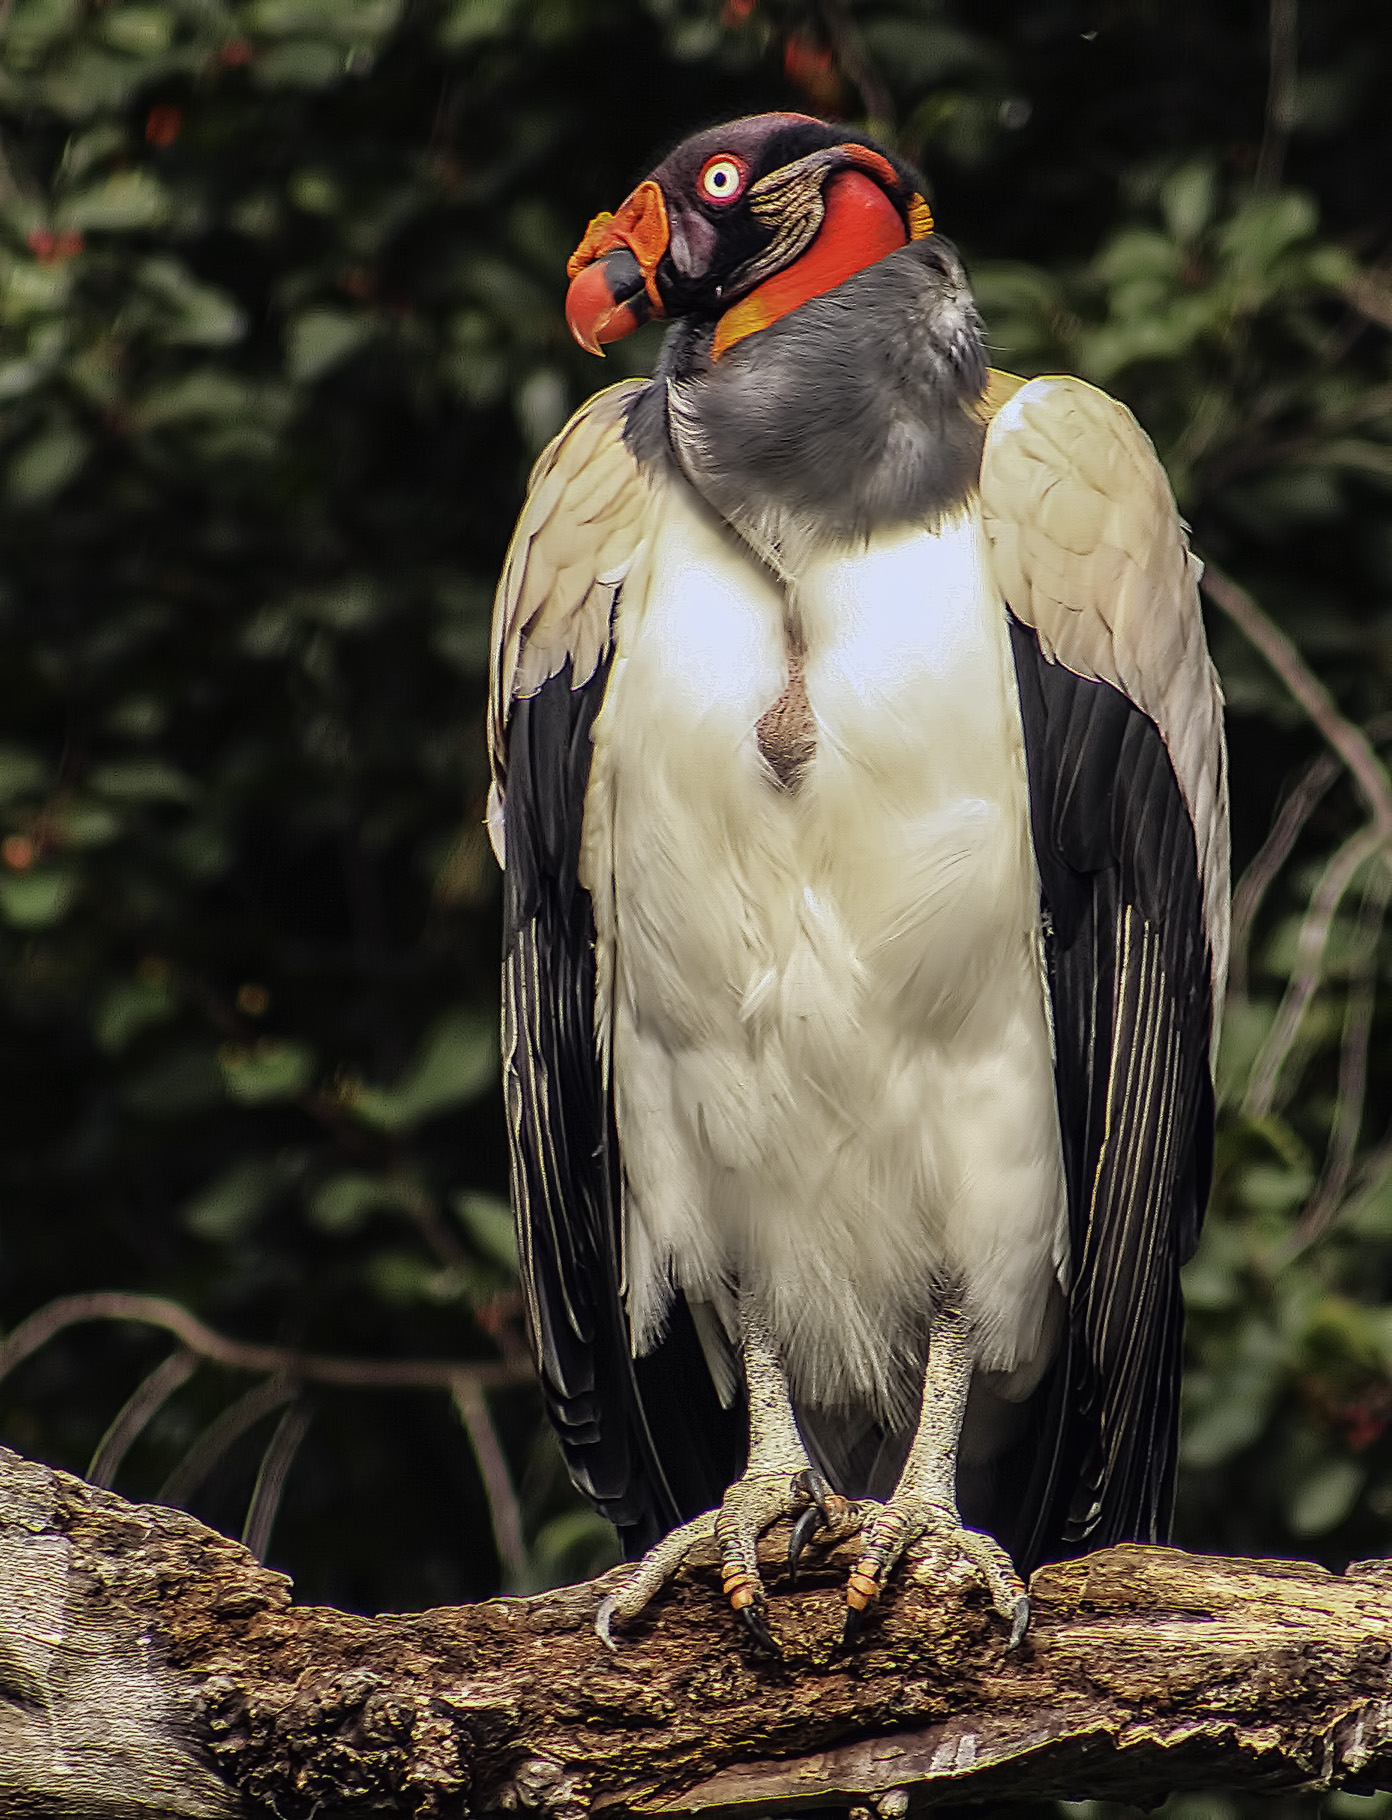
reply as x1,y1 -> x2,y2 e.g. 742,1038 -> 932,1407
564,246 -> 655,357
566,307 -> 606,357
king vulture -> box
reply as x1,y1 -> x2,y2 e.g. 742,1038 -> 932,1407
487,112 -> 1229,1652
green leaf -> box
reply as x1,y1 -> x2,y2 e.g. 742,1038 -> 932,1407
1214,997 -> 1276,1107
184,1155 -> 303,1242
350,1008 -> 496,1131
1161,160 -> 1216,243
244,0 -> 402,37
309,1171 -> 419,1233
57,170 -> 170,232
1182,1391 -> 1273,1468
858,18 -> 986,86
4,0 -> 84,59
122,1045 -> 223,1117
1093,227 -> 1182,287
252,39 -> 346,87
1216,190 -> 1318,275
100,7 -> 174,55
364,1249 -> 438,1305
1344,1164 -> 1392,1238
134,370 -> 275,428
438,0 -> 521,47
94,975 -> 178,1053
87,758 -> 196,802
1288,1456 -> 1364,1536
7,424 -> 89,505
293,579 -> 378,630
219,1038 -> 315,1103
1181,1220 -> 1247,1312
285,308 -> 374,381
451,1190 -> 517,1271
0,868 -> 76,927
0,747 -> 47,802
1238,1161 -> 1314,1215
138,257 -> 247,347
524,1507 -> 620,1589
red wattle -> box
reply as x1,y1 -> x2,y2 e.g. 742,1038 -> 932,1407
712,171 -> 910,360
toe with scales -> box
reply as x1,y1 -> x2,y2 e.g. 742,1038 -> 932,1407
597,1299 -> 845,1654
595,1464 -> 852,1654
840,1495 -> 1029,1647
840,1305 -> 1029,1650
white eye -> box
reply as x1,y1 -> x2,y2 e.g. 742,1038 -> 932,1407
698,155 -> 745,203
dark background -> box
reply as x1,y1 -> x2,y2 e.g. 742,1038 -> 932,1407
0,7 -> 1390,1807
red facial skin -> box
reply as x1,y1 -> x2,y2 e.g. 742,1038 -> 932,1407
710,169 -> 907,361
564,124 -> 926,359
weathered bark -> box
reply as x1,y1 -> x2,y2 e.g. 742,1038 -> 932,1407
3,1444 -> 1392,1819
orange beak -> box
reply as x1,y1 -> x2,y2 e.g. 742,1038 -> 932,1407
564,179 -> 670,356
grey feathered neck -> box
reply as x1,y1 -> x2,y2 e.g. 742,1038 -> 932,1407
624,237 -> 989,573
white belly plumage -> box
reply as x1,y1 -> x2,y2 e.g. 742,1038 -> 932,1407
581,481 -> 1068,1424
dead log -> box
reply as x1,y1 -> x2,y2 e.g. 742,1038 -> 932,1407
3,1442 -> 1392,1819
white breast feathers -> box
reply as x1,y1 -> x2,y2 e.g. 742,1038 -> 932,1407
581,478 -> 1069,1424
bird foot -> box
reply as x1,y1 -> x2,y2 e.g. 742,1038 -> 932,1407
840,1492 -> 1027,1649
596,1465 -> 856,1655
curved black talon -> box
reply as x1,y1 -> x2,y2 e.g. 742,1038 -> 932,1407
1007,1594 -> 1030,1651
840,1601 -> 871,1649
792,1466 -> 832,1531
787,1504 -> 821,1585
740,1601 -> 781,1658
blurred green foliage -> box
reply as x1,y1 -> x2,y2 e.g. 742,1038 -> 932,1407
0,13 -> 1391,1786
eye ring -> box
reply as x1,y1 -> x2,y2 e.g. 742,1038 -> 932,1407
697,154 -> 748,205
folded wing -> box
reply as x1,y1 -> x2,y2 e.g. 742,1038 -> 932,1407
982,376 -> 1228,1556
489,383 -> 744,1554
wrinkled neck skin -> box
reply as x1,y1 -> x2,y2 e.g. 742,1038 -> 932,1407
623,236 -> 989,578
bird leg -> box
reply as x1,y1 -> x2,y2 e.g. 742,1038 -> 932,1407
597,1298 -> 856,1653
842,1305 -> 1028,1649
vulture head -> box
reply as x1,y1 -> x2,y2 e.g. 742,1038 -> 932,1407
563,113 -> 986,552
564,113 -> 936,358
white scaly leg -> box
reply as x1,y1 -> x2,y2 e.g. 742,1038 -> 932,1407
597,1295 -> 857,1653
842,1305 -> 1029,1648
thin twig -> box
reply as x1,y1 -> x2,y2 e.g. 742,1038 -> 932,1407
1290,867 -> 1390,1248
241,1400 -> 316,1563
159,1375 -> 300,1508
1203,381 -> 1392,490
1228,749 -> 1341,1003
1202,564 -> 1392,833
0,133 -> 22,208
87,1348 -> 199,1489
1331,1120 -> 1392,1234
1254,0 -> 1298,196
1241,820 -> 1388,1119
453,1373 -> 528,1584
0,1292 -> 532,1393
820,0 -> 895,133
1227,710 -> 1392,1004
1346,272 -> 1392,335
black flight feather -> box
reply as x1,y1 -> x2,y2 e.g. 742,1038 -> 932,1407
501,656 -> 745,1558
1005,616 -> 1214,1567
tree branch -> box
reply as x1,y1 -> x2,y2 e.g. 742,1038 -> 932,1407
1254,0 -> 1299,196
0,1290 -> 531,1392
820,0 -> 895,136
1201,564 -> 1392,835
1240,817 -> 1386,1118
5,1444 -> 1392,1819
